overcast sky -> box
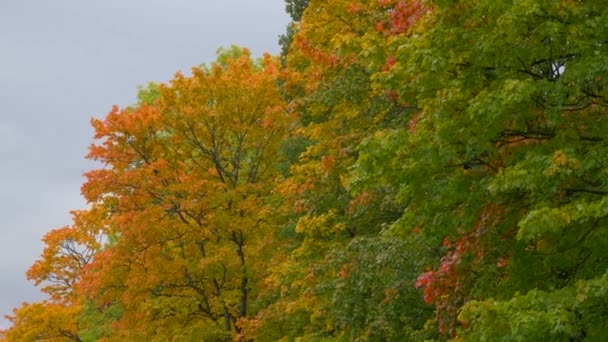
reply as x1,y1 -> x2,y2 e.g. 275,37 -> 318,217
0,0 -> 288,328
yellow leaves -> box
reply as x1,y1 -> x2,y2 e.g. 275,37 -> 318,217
2,301 -> 82,342
284,0 -> 390,97
551,149 -> 580,169
295,210 -> 346,236
535,238 -> 552,253
197,244 -> 235,269
557,0 -> 584,16
552,149 -> 569,166
383,287 -> 400,304
545,149 -> 581,176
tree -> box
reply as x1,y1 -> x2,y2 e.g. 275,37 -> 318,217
1,208 -> 105,342
369,0 -> 608,338
26,209 -> 104,303
63,47 -> 288,340
3,302 -> 82,342
251,1 -> 435,340
279,0 -> 310,59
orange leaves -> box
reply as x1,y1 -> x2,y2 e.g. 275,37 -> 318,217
382,287 -> 400,305
89,105 -> 161,146
81,169 -> 115,203
86,104 -> 164,191
321,155 -> 335,171
347,2 -> 366,14
66,47 -> 290,338
26,210 -> 103,303
338,263 -> 350,279
294,38 -> 341,68
9,0 -> 436,338
347,191 -> 373,214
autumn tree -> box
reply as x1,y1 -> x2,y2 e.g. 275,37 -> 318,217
249,0 -> 435,340
19,48 -> 288,339
1,207 -> 106,341
3,302 -> 83,342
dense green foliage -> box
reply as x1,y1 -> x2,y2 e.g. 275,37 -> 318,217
3,0 -> 608,341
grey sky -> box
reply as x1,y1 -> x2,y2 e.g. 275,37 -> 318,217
0,0 -> 288,328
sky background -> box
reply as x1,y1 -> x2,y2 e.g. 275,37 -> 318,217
0,0 -> 289,328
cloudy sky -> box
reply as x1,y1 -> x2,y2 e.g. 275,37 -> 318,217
0,0 -> 288,328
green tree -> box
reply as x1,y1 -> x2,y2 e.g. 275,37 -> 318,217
368,0 -> 608,338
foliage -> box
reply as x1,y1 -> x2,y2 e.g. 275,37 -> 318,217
80,47 -> 288,340
248,0 -> 435,340
279,0 -> 310,59
4,0 -> 608,340
373,0 -> 608,338
3,302 -> 82,342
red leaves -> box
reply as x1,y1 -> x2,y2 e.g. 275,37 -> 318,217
414,243 -> 462,306
375,0 -> 430,36
415,271 -> 435,304
338,263 -> 350,279
389,0 -> 428,35
382,55 -> 397,72
415,204 -> 504,334
442,237 -> 452,248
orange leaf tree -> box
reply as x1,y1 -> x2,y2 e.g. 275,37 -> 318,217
1,207 -> 105,341
72,47 -> 288,340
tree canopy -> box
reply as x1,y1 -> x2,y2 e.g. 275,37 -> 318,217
3,0 -> 607,341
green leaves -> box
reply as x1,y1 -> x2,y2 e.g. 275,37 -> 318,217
459,269 -> 608,341
518,197 -> 608,242
375,0 -> 608,338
